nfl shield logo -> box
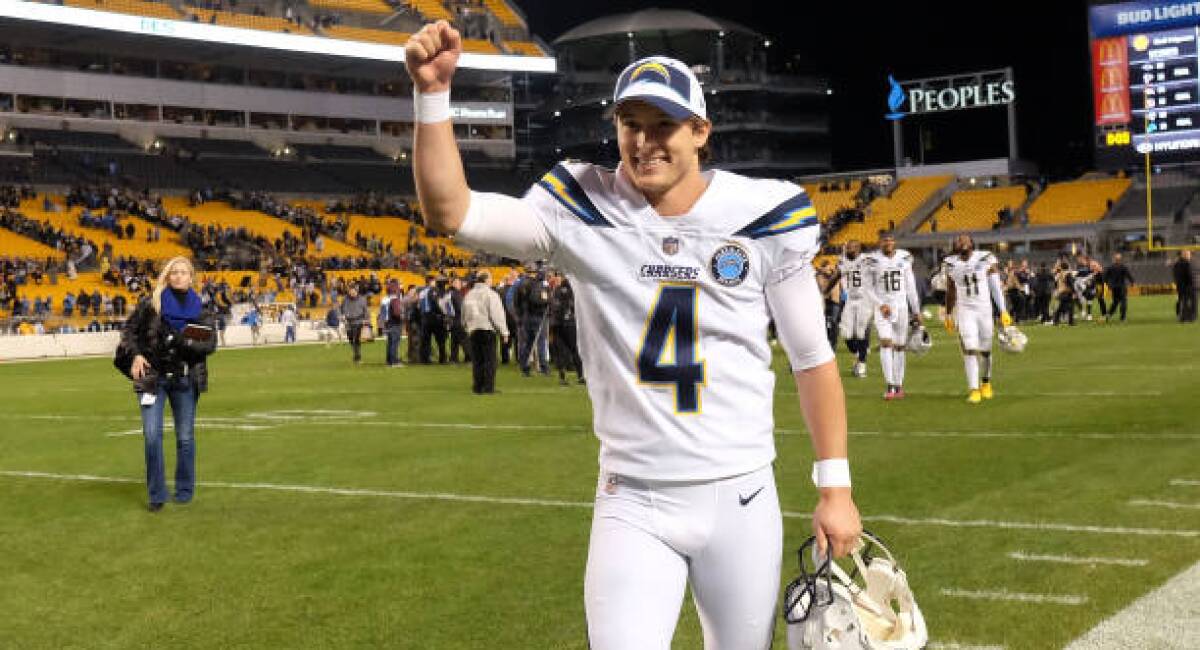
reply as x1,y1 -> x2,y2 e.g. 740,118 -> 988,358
662,236 -> 680,256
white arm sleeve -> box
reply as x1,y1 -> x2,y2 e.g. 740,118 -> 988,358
766,260 -> 836,372
904,264 -> 921,315
988,271 -> 1007,314
454,191 -> 554,261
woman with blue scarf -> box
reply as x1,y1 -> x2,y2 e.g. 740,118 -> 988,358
119,257 -> 217,512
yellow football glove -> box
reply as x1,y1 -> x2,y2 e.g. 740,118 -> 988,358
943,315 -> 956,333
1000,311 -> 1013,327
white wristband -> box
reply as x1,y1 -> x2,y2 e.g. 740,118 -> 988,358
414,90 -> 451,124
812,459 -> 851,488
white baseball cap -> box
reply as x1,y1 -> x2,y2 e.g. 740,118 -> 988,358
612,56 -> 707,121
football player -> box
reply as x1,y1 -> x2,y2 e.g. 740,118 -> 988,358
405,22 -> 862,649
942,233 -> 1013,404
863,233 -> 921,399
835,239 -> 873,378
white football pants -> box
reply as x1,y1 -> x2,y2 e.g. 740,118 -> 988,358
584,464 -> 781,650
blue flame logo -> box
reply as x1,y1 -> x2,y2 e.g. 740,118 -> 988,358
885,75 -> 906,120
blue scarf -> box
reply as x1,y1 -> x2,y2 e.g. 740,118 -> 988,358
161,288 -> 202,332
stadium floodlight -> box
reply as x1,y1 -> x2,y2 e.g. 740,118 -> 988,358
0,1 -> 555,74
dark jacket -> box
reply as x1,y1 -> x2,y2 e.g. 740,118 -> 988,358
120,295 -> 218,393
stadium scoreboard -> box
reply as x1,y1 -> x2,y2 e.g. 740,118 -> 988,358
1091,1 -> 1200,164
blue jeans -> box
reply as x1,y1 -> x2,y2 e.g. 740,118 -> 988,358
139,375 -> 198,505
519,317 -> 549,373
285,325 -> 296,343
386,325 -> 403,365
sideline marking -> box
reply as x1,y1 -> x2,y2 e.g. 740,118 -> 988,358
1007,551 -> 1148,567
939,588 -> 1087,606
1063,561 -> 1200,649
2,471 -> 1198,538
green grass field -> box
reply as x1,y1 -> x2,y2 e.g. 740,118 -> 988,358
1,295 -> 1197,649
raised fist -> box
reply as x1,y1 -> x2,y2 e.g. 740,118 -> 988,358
404,21 -> 463,94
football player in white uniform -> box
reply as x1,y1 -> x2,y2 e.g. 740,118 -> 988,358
943,233 -> 1013,404
835,239 -> 873,378
405,22 -> 862,650
863,233 -> 922,399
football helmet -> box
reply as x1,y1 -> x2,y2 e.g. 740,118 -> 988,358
997,325 -> 1027,353
906,327 -> 932,355
784,532 -> 927,650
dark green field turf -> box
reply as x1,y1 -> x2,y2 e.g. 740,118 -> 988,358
1,295 -> 1197,649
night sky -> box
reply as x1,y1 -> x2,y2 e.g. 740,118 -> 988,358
522,0 -> 1095,178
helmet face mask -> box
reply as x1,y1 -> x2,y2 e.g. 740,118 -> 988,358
784,532 -> 928,650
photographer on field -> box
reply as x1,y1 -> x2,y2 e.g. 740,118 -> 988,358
119,256 -> 217,512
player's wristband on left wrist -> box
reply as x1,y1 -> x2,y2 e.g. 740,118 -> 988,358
414,89 -> 451,123
812,458 -> 851,488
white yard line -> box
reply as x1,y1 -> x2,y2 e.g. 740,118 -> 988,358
928,643 -> 1006,650
1063,560 -> 1200,649
1006,551 -> 1148,567
1170,479 -> 1200,486
1128,499 -> 1200,511
3,470 -> 1198,539
939,588 -> 1087,606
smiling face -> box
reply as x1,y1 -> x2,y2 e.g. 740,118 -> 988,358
615,100 -> 710,205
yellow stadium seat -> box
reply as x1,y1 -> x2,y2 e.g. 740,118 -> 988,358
65,0 -> 180,20
800,182 -> 862,223
830,176 -> 952,247
0,229 -> 65,260
502,40 -> 545,57
161,198 -> 366,259
1025,178 -> 1131,226
324,25 -> 410,46
19,198 -> 192,261
309,0 -> 394,14
483,0 -> 523,28
919,186 -> 1028,233
407,0 -> 452,22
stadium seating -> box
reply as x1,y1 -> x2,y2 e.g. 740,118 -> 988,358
324,24 -> 410,45
919,186 -> 1028,233
407,0 -> 453,22
187,10 -> 306,34
345,215 -> 473,260
1025,177 -> 1131,226
64,0 -> 180,20
309,0 -> 395,15
502,40 -> 545,57
483,0 -> 522,27
161,198 -> 366,259
0,229 -> 65,260
19,198 -> 193,261
463,38 -> 501,54
0,272 -> 137,321
830,175 -> 952,246
800,182 -> 861,221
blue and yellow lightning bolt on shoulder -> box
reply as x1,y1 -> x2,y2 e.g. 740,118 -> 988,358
734,193 -> 819,240
536,164 -> 613,227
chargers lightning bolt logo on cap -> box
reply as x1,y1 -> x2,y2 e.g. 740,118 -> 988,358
886,75 -> 906,121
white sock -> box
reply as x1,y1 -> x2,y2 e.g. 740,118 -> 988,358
895,350 -> 906,386
880,347 -> 894,386
981,352 -> 992,384
964,354 -> 979,390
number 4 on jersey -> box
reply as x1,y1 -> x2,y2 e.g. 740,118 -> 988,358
637,284 -> 706,413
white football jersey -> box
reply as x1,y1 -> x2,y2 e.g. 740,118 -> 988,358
863,249 -> 916,307
457,162 -> 823,480
942,250 -> 998,312
838,255 -> 872,302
